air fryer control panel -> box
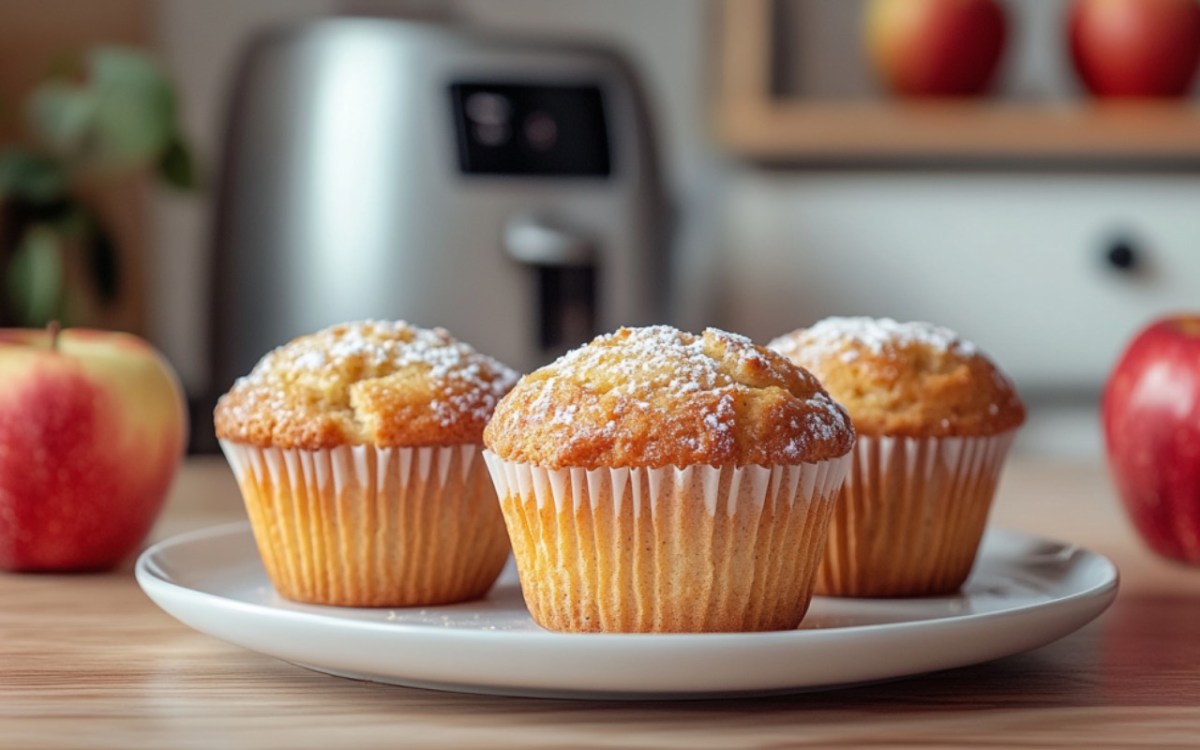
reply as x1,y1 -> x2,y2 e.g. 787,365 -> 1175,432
450,82 -> 611,177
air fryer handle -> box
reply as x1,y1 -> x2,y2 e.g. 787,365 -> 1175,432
503,215 -> 595,267
503,216 -> 597,354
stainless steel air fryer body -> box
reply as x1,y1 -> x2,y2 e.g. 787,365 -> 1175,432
210,17 -> 667,396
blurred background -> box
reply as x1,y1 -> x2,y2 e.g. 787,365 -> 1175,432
2,0 -> 1198,458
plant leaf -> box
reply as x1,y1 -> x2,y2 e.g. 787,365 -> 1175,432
27,83 -> 97,162
157,134 -> 198,190
87,46 -> 175,167
25,45 -> 198,187
5,225 -> 63,326
0,149 -> 67,204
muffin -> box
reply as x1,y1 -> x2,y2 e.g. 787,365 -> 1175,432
482,325 -> 855,633
214,320 -> 518,607
770,317 -> 1025,597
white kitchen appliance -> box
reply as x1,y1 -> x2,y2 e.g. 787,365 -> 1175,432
208,17 -> 668,414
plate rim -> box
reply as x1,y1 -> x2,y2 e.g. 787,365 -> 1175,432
136,520 -> 1118,638
135,522 -> 1119,696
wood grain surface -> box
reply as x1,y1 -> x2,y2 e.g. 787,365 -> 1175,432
3,456 -> 1200,749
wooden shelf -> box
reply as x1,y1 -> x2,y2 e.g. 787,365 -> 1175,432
717,0 -> 1200,163
719,100 -> 1200,161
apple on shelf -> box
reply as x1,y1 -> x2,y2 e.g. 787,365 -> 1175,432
864,0 -> 1008,97
1103,316 -> 1200,565
1070,0 -> 1200,98
0,324 -> 187,572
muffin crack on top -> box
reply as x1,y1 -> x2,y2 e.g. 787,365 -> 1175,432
769,316 -> 1025,438
484,325 -> 855,469
215,320 -> 519,449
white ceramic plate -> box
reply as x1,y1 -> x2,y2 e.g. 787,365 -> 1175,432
136,523 -> 1118,699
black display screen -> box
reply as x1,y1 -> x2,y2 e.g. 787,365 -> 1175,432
450,82 -> 611,177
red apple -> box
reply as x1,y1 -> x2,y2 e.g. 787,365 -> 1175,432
865,0 -> 1008,97
1103,316 -> 1200,564
0,326 -> 187,571
1069,0 -> 1200,98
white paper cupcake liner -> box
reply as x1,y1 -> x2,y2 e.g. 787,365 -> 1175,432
817,431 -> 1017,597
220,440 -> 510,607
483,451 -> 852,633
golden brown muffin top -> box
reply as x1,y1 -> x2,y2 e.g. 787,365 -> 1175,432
769,317 -> 1025,438
483,326 -> 854,469
215,320 -> 518,449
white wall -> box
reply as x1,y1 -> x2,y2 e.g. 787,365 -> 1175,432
721,170 -> 1200,391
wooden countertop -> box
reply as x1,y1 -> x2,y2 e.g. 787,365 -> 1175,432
3,455 -> 1200,748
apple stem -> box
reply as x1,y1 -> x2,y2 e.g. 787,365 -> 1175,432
47,320 -> 61,352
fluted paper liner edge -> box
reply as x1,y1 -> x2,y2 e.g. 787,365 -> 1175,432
483,451 -> 852,632
817,432 -> 1017,597
219,440 -> 510,607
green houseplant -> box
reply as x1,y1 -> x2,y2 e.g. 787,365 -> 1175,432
0,45 -> 196,327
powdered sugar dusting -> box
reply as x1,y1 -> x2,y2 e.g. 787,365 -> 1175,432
521,325 -> 850,462
261,320 -> 506,383
224,320 -> 518,430
764,317 -> 1027,437
771,317 -> 977,363
544,325 -> 790,396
